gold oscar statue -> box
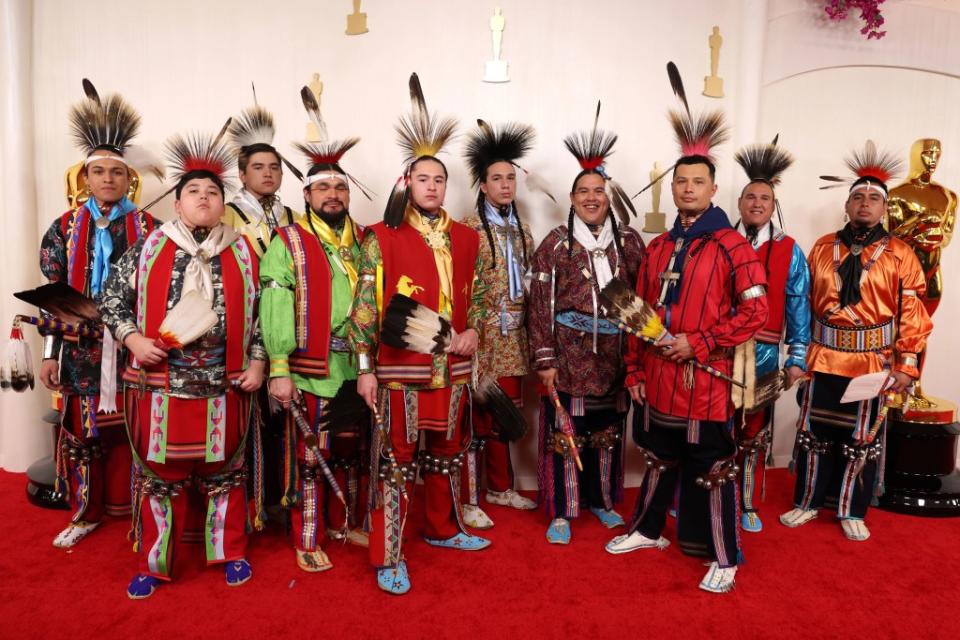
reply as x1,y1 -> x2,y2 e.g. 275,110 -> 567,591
887,138 -> 957,417
346,0 -> 369,35
643,161 -> 668,233
703,26 -> 724,98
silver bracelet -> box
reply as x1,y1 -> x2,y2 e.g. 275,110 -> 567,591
42,335 -> 59,360
358,352 -> 373,372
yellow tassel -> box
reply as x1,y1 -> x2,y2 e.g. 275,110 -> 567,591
254,515 -> 266,532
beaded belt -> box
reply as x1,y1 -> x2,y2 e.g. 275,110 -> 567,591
812,318 -> 893,353
554,310 -> 620,335
168,345 -> 226,367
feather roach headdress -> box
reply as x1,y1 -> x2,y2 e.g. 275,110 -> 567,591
165,126 -> 236,194
667,62 -> 729,162
294,137 -> 373,200
383,73 -> 458,227
228,105 -> 275,151
735,135 -> 795,228
70,78 -> 141,157
820,140 -> 902,196
68,78 -> 164,182
294,85 -> 373,200
465,119 -> 552,268
563,101 -> 637,228
631,62 -> 730,200
464,120 -> 534,186
230,87 -> 304,182
734,134 -> 794,187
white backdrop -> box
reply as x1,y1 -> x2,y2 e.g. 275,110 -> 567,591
1,0 -> 958,489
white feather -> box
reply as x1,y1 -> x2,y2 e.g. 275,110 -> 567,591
158,291 -> 218,348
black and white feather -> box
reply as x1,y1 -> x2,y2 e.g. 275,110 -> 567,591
734,135 -> 794,186
473,376 -> 528,442
69,78 -> 142,155
381,294 -> 454,355
300,85 -> 329,142
316,381 -> 370,435
395,73 -> 458,164
228,105 -> 275,150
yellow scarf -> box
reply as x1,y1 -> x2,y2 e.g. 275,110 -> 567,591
300,212 -> 359,293
405,205 -> 454,309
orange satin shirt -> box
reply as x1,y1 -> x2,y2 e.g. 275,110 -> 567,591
807,231 -> 933,379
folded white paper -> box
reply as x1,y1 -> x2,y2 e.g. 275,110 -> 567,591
840,371 -> 892,403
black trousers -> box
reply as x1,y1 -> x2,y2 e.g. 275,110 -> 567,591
792,372 -> 883,520
539,391 -> 625,520
627,406 -> 740,567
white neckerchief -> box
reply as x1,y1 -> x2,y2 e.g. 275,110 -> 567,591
161,219 -> 239,302
572,215 -> 615,288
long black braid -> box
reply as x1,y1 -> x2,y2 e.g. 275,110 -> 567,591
476,190 -> 498,268
511,201 -> 529,269
608,211 -> 626,262
567,205 -> 576,258
478,195 -> 530,270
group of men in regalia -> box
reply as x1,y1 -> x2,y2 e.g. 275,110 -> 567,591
26,67 -> 931,598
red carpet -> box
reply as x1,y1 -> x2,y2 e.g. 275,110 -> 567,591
1,468 -> 958,639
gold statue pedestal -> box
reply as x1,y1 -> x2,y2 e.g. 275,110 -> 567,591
879,395 -> 960,516
346,10 -> 368,35
703,76 -> 724,98
643,211 -> 667,234
25,392 -> 68,511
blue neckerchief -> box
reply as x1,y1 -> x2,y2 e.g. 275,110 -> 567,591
483,201 -> 524,302
662,204 -> 732,307
86,195 -> 136,296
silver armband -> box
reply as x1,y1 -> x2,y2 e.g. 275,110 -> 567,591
739,285 -> 766,301
42,335 -> 59,360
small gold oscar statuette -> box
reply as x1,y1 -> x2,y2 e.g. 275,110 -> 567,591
643,161 -> 669,233
703,26 -> 724,99
346,0 -> 369,35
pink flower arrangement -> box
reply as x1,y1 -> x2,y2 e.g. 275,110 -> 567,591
825,0 -> 887,39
